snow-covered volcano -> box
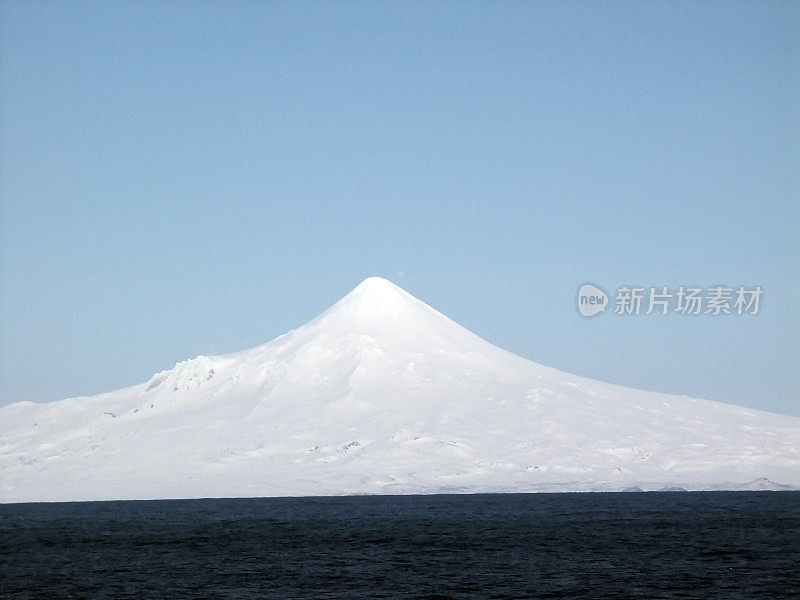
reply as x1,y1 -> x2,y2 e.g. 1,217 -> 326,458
2,277 -> 798,502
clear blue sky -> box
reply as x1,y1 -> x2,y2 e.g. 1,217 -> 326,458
1,1 -> 798,415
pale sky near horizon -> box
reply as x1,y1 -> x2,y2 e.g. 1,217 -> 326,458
1,1 -> 798,415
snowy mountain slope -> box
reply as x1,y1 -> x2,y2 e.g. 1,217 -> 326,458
1,277 -> 798,502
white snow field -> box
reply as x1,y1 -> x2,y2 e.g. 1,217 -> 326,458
1,277 -> 798,502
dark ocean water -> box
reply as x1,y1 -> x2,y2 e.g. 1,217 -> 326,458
1,491 -> 798,599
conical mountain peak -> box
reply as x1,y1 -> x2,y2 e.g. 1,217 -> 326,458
319,277 -> 428,328
348,276 -> 409,304
298,276 -> 489,352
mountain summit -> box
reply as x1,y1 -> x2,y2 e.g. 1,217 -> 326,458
1,278 -> 798,502
325,276 -> 415,326
337,276 -> 414,315
309,277 -> 482,347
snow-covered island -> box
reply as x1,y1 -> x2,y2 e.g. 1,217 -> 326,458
1,277 -> 798,502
